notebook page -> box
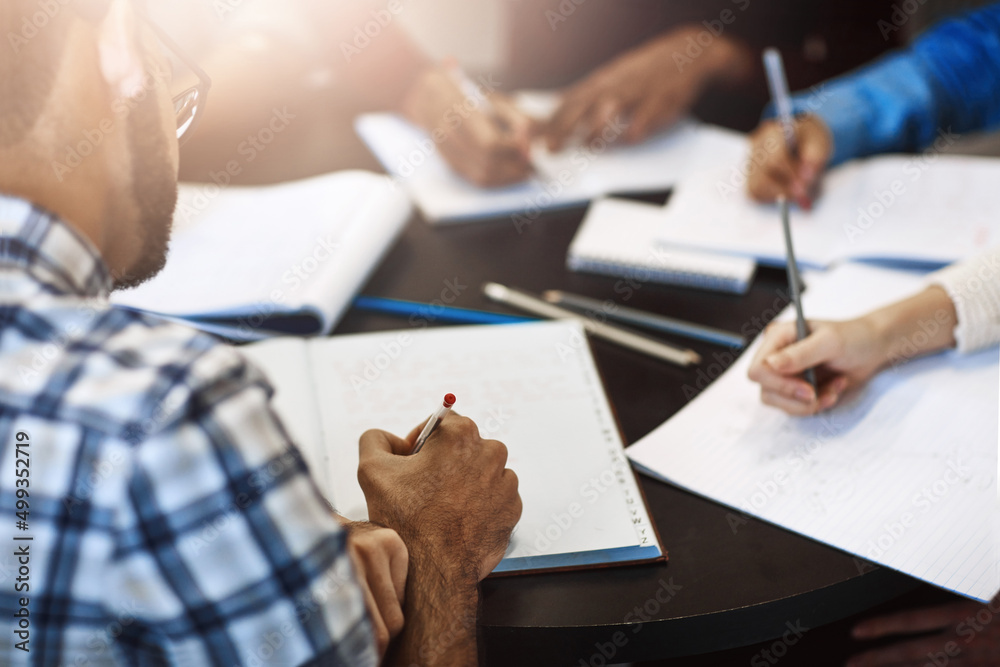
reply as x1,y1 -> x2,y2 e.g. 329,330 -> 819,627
305,321 -> 658,568
628,264 -> 999,601
355,112 -> 746,223
655,155 -> 1000,269
238,339 -> 330,494
112,171 -> 411,336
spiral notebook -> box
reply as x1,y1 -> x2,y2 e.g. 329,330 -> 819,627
240,320 -> 665,574
568,198 -> 757,294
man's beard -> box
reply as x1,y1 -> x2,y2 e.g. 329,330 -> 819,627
112,89 -> 178,291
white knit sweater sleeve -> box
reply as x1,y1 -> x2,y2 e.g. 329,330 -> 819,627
928,247 -> 1000,353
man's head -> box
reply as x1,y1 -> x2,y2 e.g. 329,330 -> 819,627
0,0 -> 181,289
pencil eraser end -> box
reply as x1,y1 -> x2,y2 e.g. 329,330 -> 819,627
443,393 -> 456,408
483,283 -> 505,300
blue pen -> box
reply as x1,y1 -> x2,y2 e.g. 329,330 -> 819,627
352,296 -> 536,326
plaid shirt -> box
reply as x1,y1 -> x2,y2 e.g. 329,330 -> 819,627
0,195 -> 376,667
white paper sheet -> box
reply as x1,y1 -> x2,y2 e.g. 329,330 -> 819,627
355,110 -> 747,223
242,321 -> 662,572
654,155 -> 1000,269
628,264 -> 999,601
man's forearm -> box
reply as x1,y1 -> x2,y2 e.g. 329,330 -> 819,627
389,564 -> 479,667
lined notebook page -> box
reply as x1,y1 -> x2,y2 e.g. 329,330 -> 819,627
628,264 -> 999,601
569,198 -> 757,294
288,321 -> 659,571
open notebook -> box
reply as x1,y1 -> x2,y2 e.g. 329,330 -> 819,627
240,320 -> 664,574
112,171 -> 411,341
569,198 -> 757,294
628,263 -> 999,602
655,155 -> 1000,269
355,93 -> 747,223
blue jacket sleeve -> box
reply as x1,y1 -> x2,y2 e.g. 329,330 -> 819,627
785,3 -> 1000,165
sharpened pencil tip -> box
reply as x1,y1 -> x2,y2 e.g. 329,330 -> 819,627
688,351 -> 702,366
542,290 -> 561,302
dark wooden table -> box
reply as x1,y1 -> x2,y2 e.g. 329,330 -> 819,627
333,200 -> 918,666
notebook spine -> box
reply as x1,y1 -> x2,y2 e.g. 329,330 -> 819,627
568,257 -> 746,294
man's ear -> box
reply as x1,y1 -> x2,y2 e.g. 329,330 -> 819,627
96,0 -> 147,101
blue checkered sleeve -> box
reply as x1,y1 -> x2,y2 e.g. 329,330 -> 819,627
0,196 -> 378,666
102,346 -> 377,666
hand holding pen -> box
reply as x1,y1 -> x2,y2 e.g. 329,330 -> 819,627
400,60 -> 535,187
411,393 -> 457,454
749,50 -> 832,208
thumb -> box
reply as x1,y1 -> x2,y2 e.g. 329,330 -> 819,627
359,429 -> 413,463
766,325 -> 837,375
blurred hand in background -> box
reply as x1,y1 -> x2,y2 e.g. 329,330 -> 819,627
544,27 -> 753,151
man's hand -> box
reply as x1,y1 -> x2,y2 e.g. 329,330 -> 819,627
340,520 -> 408,660
747,318 -> 887,416
543,27 -> 752,151
359,414 -> 521,581
747,113 -> 832,207
357,414 -> 521,665
848,598 -> 1000,666
401,65 -> 535,187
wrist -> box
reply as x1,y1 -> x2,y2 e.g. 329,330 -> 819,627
390,547 -> 480,667
407,541 -> 482,598
858,311 -> 895,368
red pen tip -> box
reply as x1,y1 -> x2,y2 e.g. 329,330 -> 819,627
443,393 -> 456,408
